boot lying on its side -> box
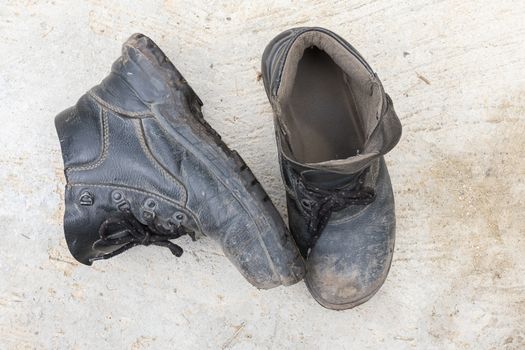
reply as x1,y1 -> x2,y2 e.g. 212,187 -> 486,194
55,34 -> 305,289
262,27 -> 402,308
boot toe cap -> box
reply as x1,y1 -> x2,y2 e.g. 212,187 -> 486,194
305,224 -> 394,310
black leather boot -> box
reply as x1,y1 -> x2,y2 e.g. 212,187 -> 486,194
55,34 -> 305,289
261,27 -> 402,308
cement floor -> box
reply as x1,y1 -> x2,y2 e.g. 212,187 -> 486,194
1,1 -> 524,349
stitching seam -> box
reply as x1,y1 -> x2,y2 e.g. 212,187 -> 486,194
66,108 -> 109,174
133,119 -> 187,203
88,91 -> 153,118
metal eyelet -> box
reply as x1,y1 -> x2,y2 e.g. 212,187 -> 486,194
142,210 -> 155,222
117,201 -> 130,212
144,198 -> 157,209
171,211 -> 187,225
111,190 -> 130,212
141,198 -> 158,222
300,199 -> 312,209
79,191 -> 94,206
111,190 -> 124,202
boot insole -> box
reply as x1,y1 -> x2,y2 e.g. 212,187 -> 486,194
286,47 -> 365,164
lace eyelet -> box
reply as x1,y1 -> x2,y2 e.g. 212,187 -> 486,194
79,191 -> 94,206
142,210 -> 155,222
144,198 -> 157,209
172,212 -> 187,225
300,199 -> 312,209
111,190 -> 124,202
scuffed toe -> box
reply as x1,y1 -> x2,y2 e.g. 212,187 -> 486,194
304,220 -> 394,310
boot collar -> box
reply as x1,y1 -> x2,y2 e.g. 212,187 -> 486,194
89,33 -> 200,118
265,28 -> 402,175
277,93 -> 400,176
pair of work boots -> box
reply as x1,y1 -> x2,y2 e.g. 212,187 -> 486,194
55,28 -> 402,310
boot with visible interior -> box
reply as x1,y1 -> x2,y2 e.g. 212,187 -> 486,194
262,27 -> 402,308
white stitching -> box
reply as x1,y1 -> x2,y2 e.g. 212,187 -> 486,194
66,108 -> 109,173
133,119 -> 187,203
88,91 -> 153,118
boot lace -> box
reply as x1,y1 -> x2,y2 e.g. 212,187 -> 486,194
90,213 -> 192,262
296,169 -> 375,243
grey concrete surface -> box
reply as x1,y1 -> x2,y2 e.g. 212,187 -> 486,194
1,0 -> 524,349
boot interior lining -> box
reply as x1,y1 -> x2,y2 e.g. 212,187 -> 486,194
276,31 -> 383,166
284,47 -> 365,164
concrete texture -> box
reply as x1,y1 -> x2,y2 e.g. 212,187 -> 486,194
1,0 -> 524,349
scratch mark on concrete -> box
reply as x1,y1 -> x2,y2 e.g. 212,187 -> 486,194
222,322 -> 246,349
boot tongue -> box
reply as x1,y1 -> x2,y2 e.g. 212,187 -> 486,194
300,168 -> 362,190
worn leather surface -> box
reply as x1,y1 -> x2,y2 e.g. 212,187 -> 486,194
55,33 -> 305,289
261,27 -> 402,308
